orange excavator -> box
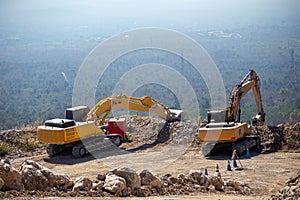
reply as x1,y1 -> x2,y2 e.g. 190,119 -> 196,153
198,70 -> 265,156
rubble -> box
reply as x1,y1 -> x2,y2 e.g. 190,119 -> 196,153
0,118 -> 299,198
0,128 -> 45,158
20,160 -> 73,191
140,169 -> 162,189
0,177 -> 4,190
110,167 -> 141,190
123,115 -> 197,150
252,123 -> 300,152
72,176 -> 92,192
269,170 -> 300,200
0,158 -> 254,198
210,175 -> 224,191
0,159 -> 24,191
21,160 -> 50,191
103,172 -> 126,195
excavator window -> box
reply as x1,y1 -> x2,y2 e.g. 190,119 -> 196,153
66,110 -> 73,120
113,122 -> 119,128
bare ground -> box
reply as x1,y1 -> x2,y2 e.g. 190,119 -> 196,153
3,119 -> 300,199
9,142 -> 300,199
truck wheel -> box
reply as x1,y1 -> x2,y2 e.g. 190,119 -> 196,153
110,136 -> 122,146
46,144 -> 63,156
72,144 -> 87,158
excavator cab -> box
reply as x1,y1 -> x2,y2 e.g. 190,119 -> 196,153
106,118 -> 126,146
66,106 -> 90,122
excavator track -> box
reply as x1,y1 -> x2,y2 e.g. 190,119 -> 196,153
46,144 -> 64,156
201,136 -> 260,157
232,135 -> 260,155
72,142 -> 88,158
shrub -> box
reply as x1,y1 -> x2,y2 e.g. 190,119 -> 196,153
0,142 -> 12,157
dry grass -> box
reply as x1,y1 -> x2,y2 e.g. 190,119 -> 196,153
0,142 -> 12,157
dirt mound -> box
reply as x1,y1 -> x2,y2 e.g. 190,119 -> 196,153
120,115 -> 198,151
253,123 -> 300,152
269,170 -> 300,199
0,127 -> 45,158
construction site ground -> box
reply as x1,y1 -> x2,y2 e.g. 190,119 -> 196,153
2,117 -> 300,199
10,149 -> 300,200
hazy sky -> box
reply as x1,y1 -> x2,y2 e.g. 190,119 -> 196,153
0,0 -> 299,35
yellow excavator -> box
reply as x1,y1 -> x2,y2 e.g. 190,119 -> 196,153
198,70 -> 265,156
38,95 -> 181,158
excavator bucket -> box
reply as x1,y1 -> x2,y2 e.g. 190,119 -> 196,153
169,109 -> 188,122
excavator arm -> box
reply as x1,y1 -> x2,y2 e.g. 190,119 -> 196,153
86,95 -> 178,125
226,70 -> 265,125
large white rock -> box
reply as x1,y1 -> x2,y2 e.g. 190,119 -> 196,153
20,160 -> 73,191
104,172 -> 126,194
21,162 -> 50,191
111,167 -> 141,189
72,176 -> 92,191
0,159 -> 24,191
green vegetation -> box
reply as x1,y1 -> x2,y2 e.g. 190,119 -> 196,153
0,25 -> 299,129
0,142 -> 12,157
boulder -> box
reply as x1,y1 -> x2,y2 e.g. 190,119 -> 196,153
20,160 -> 73,191
20,161 -> 50,191
111,167 -> 141,189
72,176 -> 92,192
53,174 -> 74,189
103,172 -> 126,194
210,176 -> 224,191
0,159 -> 24,191
140,169 -> 162,189
188,170 -> 202,184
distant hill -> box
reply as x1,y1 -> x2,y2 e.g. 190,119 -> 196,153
0,25 -> 299,129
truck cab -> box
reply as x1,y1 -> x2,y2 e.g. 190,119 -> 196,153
106,118 -> 126,146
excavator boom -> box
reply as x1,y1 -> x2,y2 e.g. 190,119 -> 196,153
87,95 -> 179,125
226,70 -> 265,124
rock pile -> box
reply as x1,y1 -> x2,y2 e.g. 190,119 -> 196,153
0,128 -> 44,158
0,159 -> 72,192
0,159 -> 24,191
125,115 -> 197,148
269,170 -> 300,200
253,123 -> 300,152
0,159 -> 252,198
